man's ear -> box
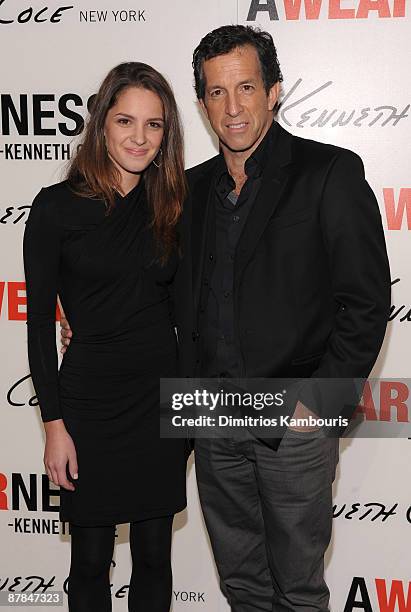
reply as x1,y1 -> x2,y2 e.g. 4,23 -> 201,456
267,82 -> 280,112
199,98 -> 209,120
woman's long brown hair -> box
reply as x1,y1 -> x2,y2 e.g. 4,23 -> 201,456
67,62 -> 186,263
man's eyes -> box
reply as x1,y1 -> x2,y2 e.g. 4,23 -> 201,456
209,85 -> 255,97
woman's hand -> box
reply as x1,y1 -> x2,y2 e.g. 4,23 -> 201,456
43,419 -> 78,491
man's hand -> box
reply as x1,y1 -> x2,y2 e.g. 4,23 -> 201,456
44,419 -> 78,491
289,401 -> 321,432
60,315 -> 72,354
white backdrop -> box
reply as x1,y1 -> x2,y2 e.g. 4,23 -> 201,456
1,1 -> 410,610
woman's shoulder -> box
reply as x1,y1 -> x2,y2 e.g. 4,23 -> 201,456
35,179 -> 90,205
32,180 -> 105,225
29,180 -> 71,223
32,180 -> 77,210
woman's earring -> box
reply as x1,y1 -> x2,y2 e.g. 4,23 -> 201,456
153,148 -> 162,168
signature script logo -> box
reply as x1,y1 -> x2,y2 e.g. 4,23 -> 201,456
278,79 -> 409,129
0,1 -> 74,24
390,278 -> 411,323
7,374 -> 38,407
0,206 -> 31,225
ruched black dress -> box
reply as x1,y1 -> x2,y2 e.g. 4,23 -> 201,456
24,180 -> 187,526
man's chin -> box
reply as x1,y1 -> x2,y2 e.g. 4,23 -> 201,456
220,138 -> 257,154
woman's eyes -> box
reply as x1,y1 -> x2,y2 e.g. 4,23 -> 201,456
116,118 -> 163,129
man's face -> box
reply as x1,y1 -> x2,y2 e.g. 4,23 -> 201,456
199,45 -> 279,155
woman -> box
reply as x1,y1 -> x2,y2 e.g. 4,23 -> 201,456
24,62 -> 188,612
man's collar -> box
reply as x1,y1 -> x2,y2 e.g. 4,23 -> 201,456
246,118 -> 278,176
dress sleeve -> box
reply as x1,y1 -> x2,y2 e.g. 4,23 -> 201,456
23,189 -> 62,422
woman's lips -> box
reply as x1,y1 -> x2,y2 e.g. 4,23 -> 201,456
125,148 -> 149,157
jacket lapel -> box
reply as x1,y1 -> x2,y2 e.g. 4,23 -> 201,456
235,123 -> 294,283
191,165 -> 217,318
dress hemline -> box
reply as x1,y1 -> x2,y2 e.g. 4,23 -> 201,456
60,501 -> 187,527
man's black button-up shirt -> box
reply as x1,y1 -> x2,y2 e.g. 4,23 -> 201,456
199,121 -> 277,377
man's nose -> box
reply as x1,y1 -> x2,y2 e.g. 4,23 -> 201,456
225,92 -> 242,117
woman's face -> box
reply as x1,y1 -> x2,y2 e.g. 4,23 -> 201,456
104,86 -> 164,192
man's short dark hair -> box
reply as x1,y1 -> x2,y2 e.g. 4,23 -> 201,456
192,24 -> 283,100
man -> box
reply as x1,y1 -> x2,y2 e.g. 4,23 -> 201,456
62,25 -> 390,611
171,25 -> 390,612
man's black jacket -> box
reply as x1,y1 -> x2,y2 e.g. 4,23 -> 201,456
172,122 -> 390,435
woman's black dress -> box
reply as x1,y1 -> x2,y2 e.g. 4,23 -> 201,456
24,180 -> 187,526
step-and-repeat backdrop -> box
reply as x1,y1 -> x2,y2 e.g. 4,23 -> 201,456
1,1 -> 410,610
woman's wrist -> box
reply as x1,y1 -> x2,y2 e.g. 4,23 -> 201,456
44,418 -> 66,434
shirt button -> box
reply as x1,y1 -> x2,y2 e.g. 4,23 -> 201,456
209,253 -> 214,260
233,215 -> 240,222
224,291 -> 231,298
